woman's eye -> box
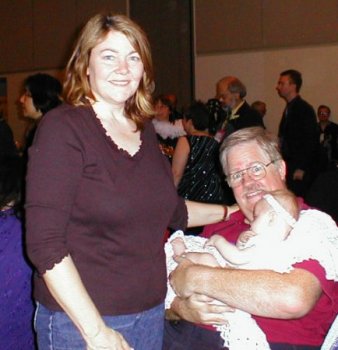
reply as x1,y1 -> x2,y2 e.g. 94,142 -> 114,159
129,55 -> 140,62
103,55 -> 116,61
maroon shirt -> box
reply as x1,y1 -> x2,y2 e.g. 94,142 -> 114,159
26,104 -> 187,315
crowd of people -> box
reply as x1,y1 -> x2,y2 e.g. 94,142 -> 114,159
0,10 -> 337,350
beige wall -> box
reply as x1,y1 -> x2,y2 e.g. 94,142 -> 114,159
195,43 -> 338,135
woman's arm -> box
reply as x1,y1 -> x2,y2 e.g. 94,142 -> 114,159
44,255 -> 132,350
171,136 -> 190,187
185,200 -> 238,227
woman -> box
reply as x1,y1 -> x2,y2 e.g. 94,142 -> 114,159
152,94 -> 186,160
0,155 -> 34,349
20,73 -> 62,153
25,13 -> 233,350
172,101 -> 234,204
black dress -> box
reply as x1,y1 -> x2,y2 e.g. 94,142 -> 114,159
177,135 -> 228,204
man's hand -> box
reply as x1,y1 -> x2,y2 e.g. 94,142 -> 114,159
171,294 -> 234,325
170,255 -> 195,298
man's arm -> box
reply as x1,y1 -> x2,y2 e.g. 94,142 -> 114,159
170,259 -> 322,321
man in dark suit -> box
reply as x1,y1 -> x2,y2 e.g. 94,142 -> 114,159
277,69 -> 320,197
215,76 -> 264,141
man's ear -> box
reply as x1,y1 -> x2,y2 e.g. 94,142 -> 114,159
277,160 -> 287,180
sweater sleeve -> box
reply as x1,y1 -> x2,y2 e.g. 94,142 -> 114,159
168,196 -> 188,231
25,106 -> 83,275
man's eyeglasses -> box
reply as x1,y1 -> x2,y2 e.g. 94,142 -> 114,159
226,159 -> 281,188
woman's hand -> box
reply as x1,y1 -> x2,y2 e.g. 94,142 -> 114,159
86,325 -> 133,350
225,203 -> 239,219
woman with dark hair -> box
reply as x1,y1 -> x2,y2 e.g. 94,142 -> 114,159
0,154 -> 34,349
172,102 -> 234,234
19,73 -> 62,152
25,13 -> 234,350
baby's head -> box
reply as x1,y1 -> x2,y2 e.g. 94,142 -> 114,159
251,189 -> 299,240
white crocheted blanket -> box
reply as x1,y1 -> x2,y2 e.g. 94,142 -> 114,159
165,209 -> 338,350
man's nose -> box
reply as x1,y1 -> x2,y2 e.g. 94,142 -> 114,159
241,170 -> 254,185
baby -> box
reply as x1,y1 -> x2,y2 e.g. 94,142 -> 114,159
171,190 -> 300,267
171,189 -> 299,270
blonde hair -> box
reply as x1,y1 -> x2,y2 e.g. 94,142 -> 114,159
63,13 -> 154,130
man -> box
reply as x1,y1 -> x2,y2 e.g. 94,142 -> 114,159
251,100 -> 267,118
317,104 -> 338,170
277,69 -> 320,197
215,76 -> 264,142
163,127 -> 337,349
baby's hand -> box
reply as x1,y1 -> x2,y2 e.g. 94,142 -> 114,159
205,234 -> 225,248
171,237 -> 187,257
236,230 -> 256,248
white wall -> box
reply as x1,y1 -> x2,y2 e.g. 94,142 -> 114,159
195,43 -> 338,135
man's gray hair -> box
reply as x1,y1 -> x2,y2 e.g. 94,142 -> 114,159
217,76 -> 247,99
220,127 -> 282,175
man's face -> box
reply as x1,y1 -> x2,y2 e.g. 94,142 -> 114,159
226,141 -> 286,221
276,75 -> 295,100
318,107 -> 330,122
216,82 -> 237,109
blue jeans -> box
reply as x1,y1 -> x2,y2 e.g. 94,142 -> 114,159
34,302 -> 164,350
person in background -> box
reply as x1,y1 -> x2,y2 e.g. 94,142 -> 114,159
0,111 -> 18,156
172,101 -> 229,204
251,100 -> 267,118
317,104 -> 338,171
172,101 -> 234,235
164,127 -> 338,350
25,12 -> 234,350
152,94 -> 185,160
214,76 -> 265,142
19,73 -> 62,156
277,69 -> 320,198
206,98 -> 227,137
19,73 -> 63,210
0,154 -> 35,349
164,93 -> 183,121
